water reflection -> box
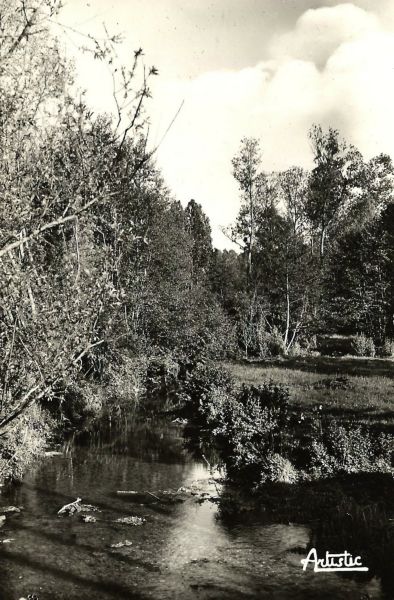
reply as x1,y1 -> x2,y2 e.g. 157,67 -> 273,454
0,415 -> 391,599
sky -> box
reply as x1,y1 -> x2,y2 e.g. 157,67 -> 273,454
58,0 -> 394,248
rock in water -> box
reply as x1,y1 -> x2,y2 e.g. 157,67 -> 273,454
2,506 -> 21,514
110,540 -> 133,548
81,515 -> 97,523
115,516 -> 146,526
58,498 -> 82,515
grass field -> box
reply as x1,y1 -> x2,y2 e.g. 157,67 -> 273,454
221,357 -> 394,430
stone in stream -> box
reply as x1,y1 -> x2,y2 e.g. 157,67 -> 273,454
58,498 -> 82,515
81,515 -> 97,523
58,498 -> 101,516
2,506 -> 21,514
79,503 -> 101,513
110,540 -> 133,548
0,515 -> 6,528
115,516 -> 146,526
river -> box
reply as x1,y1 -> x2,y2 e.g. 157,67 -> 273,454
0,414 -> 389,599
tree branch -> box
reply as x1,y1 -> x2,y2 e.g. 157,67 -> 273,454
0,197 -> 100,260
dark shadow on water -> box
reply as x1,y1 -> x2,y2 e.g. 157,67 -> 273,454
0,549 -> 148,600
218,472 -> 394,599
5,519 -> 163,573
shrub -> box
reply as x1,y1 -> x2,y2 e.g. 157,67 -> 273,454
309,422 -> 392,478
266,328 -> 286,357
287,341 -> 308,357
316,334 -> 354,356
352,333 -> 376,357
259,452 -> 299,484
380,338 -> 394,358
179,361 -> 235,417
0,404 -> 54,482
195,379 -> 291,484
145,354 -> 179,396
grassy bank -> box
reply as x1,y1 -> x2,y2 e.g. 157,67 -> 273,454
181,360 -> 393,488
221,358 -> 394,430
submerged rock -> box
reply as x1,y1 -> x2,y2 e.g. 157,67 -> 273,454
81,515 -> 97,523
2,506 -> 21,514
110,540 -> 133,548
58,498 -> 100,516
115,516 -> 145,526
58,498 -> 82,515
79,503 -> 101,513
0,516 -> 5,528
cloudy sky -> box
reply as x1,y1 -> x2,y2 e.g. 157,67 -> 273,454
60,1 -> 394,247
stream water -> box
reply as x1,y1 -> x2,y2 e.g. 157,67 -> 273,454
0,415 -> 390,599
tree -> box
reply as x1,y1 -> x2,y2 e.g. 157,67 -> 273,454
0,1 -> 157,431
185,199 -> 212,283
305,125 -> 363,258
231,138 -> 275,279
278,166 -> 309,237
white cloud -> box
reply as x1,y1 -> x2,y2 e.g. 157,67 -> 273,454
64,2 -> 394,248
270,4 -> 379,67
148,3 -> 394,248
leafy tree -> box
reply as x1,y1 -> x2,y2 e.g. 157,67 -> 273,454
305,125 -> 363,258
322,206 -> 393,342
185,199 -> 213,282
0,1 -> 156,431
278,166 -> 309,237
230,138 -> 276,279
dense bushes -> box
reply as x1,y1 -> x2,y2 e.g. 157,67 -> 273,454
0,405 -> 54,482
310,423 -> 392,478
183,363 -> 393,488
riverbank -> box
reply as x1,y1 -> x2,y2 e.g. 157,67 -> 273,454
1,413 -> 392,600
221,358 -> 394,429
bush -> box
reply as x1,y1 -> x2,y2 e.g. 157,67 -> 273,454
316,334 -> 355,356
259,452 -> 299,484
182,363 -> 393,490
194,378 -> 291,484
352,333 -> 376,357
0,404 -> 54,482
266,328 -> 286,357
287,341 -> 308,357
380,338 -> 394,358
179,361 -> 235,417
309,422 -> 392,478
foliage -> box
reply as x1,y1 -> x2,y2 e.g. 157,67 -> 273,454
185,362 -> 393,488
351,334 -> 376,357
217,128 -> 394,359
259,452 -> 299,484
310,422 -> 392,478
0,404 -> 54,481
381,338 -> 394,358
